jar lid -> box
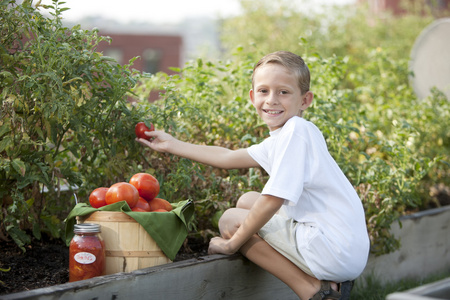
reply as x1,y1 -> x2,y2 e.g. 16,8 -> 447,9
74,223 -> 101,233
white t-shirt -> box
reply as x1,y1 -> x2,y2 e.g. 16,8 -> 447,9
247,116 -> 370,281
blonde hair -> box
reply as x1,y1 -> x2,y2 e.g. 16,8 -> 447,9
252,51 -> 310,95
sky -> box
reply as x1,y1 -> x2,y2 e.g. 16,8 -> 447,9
36,0 -> 356,24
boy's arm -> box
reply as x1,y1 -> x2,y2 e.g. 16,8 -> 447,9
209,194 -> 284,255
136,130 -> 259,169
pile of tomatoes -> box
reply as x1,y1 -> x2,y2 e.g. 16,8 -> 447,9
89,122 -> 171,212
88,172 -> 172,212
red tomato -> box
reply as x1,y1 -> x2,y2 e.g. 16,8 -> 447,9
134,197 -> 151,212
88,187 -> 109,208
105,182 -> 139,208
129,173 -> 160,202
149,198 -> 172,212
135,122 -> 154,140
131,207 -> 148,212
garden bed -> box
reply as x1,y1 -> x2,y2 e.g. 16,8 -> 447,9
0,235 -> 208,296
0,236 -> 69,295
2,254 -> 297,300
2,205 -> 449,299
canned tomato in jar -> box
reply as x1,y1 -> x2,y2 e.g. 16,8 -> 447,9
69,223 -> 105,282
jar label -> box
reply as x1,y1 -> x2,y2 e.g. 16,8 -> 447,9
74,252 -> 97,264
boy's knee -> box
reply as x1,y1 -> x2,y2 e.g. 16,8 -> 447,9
218,207 -> 248,238
236,191 -> 260,209
218,208 -> 236,238
218,208 -> 237,229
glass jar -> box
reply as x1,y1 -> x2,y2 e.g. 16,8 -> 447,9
69,223 -> 106,282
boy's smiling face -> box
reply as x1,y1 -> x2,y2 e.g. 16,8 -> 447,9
250,63 -> 313,131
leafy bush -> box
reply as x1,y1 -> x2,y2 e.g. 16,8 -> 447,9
131,2 -> 449,254
0,0 -> 149,249
220,0 -> 434,70
1,0 -> 448,257
131,56 -> 266,239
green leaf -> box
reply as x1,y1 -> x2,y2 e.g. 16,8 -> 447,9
11,159 -> 26,177
32,222 -> 41,240
7,227 -> 31,252
41,215 -> 61,238
0,136 -> 11,152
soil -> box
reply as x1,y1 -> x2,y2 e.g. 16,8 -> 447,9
0,234 -> 209,296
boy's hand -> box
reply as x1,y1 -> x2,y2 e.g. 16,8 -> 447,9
135,130 -> 175,153
208,236 -> 236,255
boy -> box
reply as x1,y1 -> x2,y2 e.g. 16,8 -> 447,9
137,51 -> 370,300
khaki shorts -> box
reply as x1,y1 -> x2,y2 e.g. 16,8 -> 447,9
258,213 -> 315,278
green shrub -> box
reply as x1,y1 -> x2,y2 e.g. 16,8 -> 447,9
131,55 -> 265,239
0,0 -> 149,249
1,0 -> 448,257
131,2 -> 448,255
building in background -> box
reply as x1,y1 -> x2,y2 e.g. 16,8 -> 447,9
361,0 -> 450,17
94,33 -> 182,101
96,33 -> 182,75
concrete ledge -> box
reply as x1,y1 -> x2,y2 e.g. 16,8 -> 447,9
2,254 -> 297,300
360,206 -> 450,286
386,277 -> 450,300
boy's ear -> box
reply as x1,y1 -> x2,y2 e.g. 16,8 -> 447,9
300,91 -> 314,110
249,89 -> 255,105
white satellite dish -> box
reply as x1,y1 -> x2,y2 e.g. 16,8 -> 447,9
410,18 -> 450,100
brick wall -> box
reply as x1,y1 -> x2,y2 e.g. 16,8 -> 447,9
360,0 -> 450,17
96,33 -> 182,75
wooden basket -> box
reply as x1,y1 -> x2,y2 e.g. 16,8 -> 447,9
81,211 -> 171,275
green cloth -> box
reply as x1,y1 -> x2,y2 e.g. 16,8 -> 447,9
65,200 -> 194,261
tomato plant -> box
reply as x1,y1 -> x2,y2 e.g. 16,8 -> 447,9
105,182 -> 139,208
88,187 -> 109,208
132,16 -> 448,255
129,173 -> 160,201
0,1 -> 149,249
135,122 -> 154,140
2,0 -> 447,257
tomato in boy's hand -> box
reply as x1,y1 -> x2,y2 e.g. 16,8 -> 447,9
135,122 -> 154,140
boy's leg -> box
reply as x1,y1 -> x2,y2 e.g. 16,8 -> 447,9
240,234 -> 324,300
219,207 -> 336,300
236,191 -> 260,209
